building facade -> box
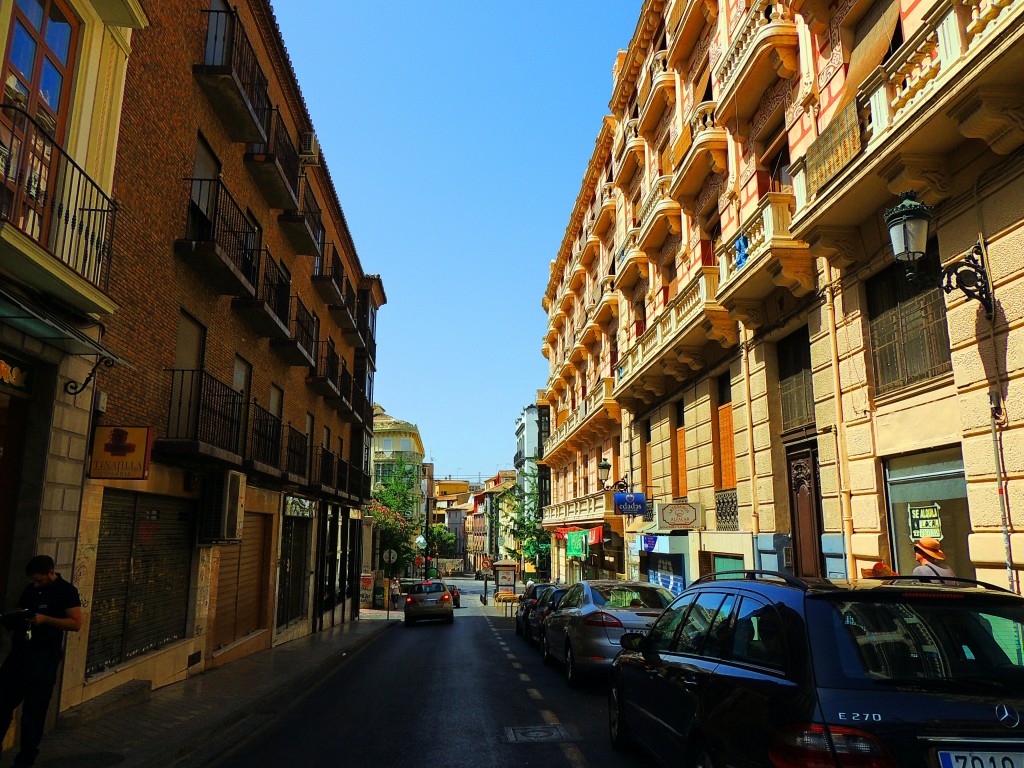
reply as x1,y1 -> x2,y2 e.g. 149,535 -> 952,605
21,0 -> 385,716
540,0 -> 1024,594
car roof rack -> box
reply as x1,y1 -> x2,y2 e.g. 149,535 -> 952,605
857,574 -> 1016,594
690,570 -> 812,591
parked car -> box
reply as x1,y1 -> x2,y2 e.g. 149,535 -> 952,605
526,586 -> 567,647
447,583 -> 461,608
608,570 -> 1024,768
541,580 -> 673,685
403,580 -> 454,626
515,582 -> 554,638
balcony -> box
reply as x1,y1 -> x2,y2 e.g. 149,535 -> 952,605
270,294 -> 317,366
308,339 -> 340,397
615,119 -> 645,185
356,330 -> 376,365
791,0 -> 1024,240
638,52 -> 676,137
308,445 -> 337,495
614,234 -> 648,291
244,108 -> 299,209
0,105 -> 117,316
670,101 -> 728,208
637,176 -> 682,255
541,490 -> 613,528
231,249 -> 289,338
542,378 -> 621,465
193,9 -> 270,143
155,369 -> 243,465
278,183 -> 323,255
713,0 -> 799,124
312,243 -> 344,304
667,0 -> 720,70
329,280 -> 359,341
717,192 -> 814,316
594,275 -> 618,325
175,178 -> 261,297
613,266 -> 732,409
568,258 -> 586,292
283,424 -> 309,485
245,401 -> 283,479
580,232 -> 601,269
593,183 -> 616,236
328,365 -> 357,421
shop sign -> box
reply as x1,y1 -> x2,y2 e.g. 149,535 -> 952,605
0,353 -> 32,395
284,495 -> 316,518
89,426 -> 153,479
642,535 -> 658,552
908,502 -> 942,541
614,492 -> 646,516
656,501 -> 703,530
497,569 -> 515,587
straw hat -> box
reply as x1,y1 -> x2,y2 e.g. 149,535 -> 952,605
914,537 -> 946,561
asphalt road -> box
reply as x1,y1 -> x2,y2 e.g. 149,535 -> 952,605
213,576 -> 650,768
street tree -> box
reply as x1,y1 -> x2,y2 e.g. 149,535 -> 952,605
371,457 -> 422,574
499,465 -> 550,578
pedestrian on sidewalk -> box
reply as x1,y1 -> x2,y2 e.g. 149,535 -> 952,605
912,537 -> 956,582
0,555 -> 82,767
390,578 -> 401,610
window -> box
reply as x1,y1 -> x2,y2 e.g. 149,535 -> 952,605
762,129 -> 793,195
647,594 -> 695,652
867,250 -> 951,395
381,437 -> 393,452
713,373 -> 736,490
676,592 -> 727,655
3,0 -> 78,138
731,598 -> 787,670
673,399 -> 687,498
777,326 -> 814,431
400,437 -> 412,452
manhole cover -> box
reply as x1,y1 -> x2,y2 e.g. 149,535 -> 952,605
504,724 -> 573,743
42,753 -> 125,768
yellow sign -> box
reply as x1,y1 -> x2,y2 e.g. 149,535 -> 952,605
89,426 -> 153,480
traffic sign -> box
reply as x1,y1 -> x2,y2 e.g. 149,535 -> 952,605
415,556 -> 424,566
481,557 -> 492,570
383,549 -> 397,564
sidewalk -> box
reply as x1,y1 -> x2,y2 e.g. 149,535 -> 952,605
30,609 -> 399,768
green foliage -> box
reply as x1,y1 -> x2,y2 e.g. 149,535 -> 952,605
371,456 -> 423,574
500,465 -> 550,572
427,522 -> 456,559
371,456 -> 420,520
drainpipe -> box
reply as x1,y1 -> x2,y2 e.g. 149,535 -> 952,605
741,327 -> 762,569
824,266 -> 856,579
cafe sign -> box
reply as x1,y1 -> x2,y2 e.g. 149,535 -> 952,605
89,426 -> 153,480
613,492 -> 647,516
656,501 -> 704,531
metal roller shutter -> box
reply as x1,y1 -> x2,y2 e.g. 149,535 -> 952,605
123,495 -> 194,661
86,489 -> 135,675
212,542 -> 241,650
235,513 -> 267,638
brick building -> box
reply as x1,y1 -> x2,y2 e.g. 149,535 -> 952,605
540,0 -> 1024,593
57,0 -> 383,711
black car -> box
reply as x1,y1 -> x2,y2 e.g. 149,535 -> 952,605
514,582 -> 554,638
448,583 -> 461,608
609,570 -> 1024,768
525,586 -> 566,647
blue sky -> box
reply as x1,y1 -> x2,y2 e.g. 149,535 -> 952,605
273,2 -> 642,482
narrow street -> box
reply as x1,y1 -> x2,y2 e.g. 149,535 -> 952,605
214,578 -> 647,768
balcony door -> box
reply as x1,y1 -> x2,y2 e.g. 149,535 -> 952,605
169,313 -> 205,439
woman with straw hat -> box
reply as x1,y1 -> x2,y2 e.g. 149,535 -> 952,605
911,537 -> 956,581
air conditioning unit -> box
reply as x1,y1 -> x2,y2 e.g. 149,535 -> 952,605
299,131 -> 320,166
199,470 -> 246,543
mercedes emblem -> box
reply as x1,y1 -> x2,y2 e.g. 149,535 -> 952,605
996,704 -> 1021,729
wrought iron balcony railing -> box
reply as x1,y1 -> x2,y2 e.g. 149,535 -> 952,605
181,177 -> 261,292
0,104 -> 117,297
248,401 -> 282,469
285,424 -> 309,479
164,369 -> 243,455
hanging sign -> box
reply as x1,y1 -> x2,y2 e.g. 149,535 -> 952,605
566,530 -> 588,558
613,492 -> 646,516
656,501 -> 704,530
89,426 -> 153,480
908,502 -> 942,541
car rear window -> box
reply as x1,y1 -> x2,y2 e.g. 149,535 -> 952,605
592,584 -> 673,609
409,583 -> 447,595
807,592 -> 1024,692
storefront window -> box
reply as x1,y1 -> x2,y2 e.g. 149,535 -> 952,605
885,446 -> 969,578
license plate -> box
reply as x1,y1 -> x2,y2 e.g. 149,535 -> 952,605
424,598 -> 437,604
939,751 -> 1024,768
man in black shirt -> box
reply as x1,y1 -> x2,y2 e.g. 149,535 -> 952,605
0,555 -> 82,767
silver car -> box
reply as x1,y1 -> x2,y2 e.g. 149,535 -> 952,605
541,580 -> 674,685
403,580 -> 455,626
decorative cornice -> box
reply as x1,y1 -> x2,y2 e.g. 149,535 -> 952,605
949,88 -> 1024,156
610,0 -> 670,114
880,155 -> 950,205
806,227 -> 862,270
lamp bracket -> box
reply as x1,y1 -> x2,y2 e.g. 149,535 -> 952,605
941,243 -> 993,320
64,356 -> 115,396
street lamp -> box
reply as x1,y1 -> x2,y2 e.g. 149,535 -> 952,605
884,191 -> 993,319
597,458 -> 630,493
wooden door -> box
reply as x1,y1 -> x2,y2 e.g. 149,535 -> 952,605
788,447 -> 824,578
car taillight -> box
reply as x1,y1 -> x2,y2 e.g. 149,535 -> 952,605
405,596 -> 413,604
769,724 -> 897,768
442,593 -> 450,601
583,611 -> 623,628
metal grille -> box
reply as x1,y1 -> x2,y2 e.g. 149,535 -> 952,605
185,178 -> 261,287
165,369 -> 243,453
288,294 -> 317,359
286,424 -> 308,479
715,488 -> 739,531
248,402 -> 282,468
778,326 -> 814,431
868,260 -> 952,395
201,9 -> 269,125
250,108 -> 298,198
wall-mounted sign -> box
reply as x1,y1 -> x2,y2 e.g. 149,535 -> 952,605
656,501 -> 704,531
0,353 -> 32,395
89,426 -> 153,480
614,492 -> 646,516
908,502 -> 942,541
